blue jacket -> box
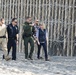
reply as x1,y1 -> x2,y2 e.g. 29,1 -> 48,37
36,28 -> 48,43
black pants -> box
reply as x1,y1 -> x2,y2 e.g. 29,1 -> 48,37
7,39 -> 16,60
37,42 -> 48,60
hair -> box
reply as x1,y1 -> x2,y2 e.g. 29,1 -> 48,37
39,22 -> 46,29
0,19 -> 2,24
25,16 -> 31,20
12,18 -> 17,22
35,19 -> 39,22
39,22 -> 43,26
0,18 -> 4,21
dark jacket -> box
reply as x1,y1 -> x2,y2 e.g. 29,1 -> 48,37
38,28 -> 46,43
7,23 -> 19,40
23,22 -> 35,38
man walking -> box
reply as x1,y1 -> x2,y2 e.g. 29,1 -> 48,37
0,18 -> 10,60
7,18 -> 19,60
23,17 -> 35,60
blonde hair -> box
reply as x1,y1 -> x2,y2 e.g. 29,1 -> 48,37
39,22 -> 46,29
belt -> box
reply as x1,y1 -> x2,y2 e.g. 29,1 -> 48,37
0,36 -> 6,38
8,37 -> 16,40
24,35 -> 32,37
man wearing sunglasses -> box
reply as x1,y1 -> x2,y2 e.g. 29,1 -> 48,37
7,18 -> 19,60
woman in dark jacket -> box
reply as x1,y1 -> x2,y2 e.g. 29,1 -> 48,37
36,23 -> 49,61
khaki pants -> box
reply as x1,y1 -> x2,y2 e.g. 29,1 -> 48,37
0,38 -> 7,56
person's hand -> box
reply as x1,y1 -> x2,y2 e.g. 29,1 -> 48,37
37,41 -> 40,45
29,23 -> 34,26
16,40 -> 18,44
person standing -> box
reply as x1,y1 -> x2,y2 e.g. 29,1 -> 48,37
36,23 -> 49,61
7,18 -> 19,60
34,20 -> 39,33
23,17 -> 35,60
32,19 -> 40,44
0,18 -> 10,60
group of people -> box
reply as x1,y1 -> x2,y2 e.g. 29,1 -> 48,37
0,17 -> 49,61
0,18 -> 19,60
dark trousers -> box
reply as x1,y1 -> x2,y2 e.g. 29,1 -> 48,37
7,39 -> 16,60
24,37 -> 34,59
37,42 -> 48,60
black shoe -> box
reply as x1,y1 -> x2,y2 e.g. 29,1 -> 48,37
12,58 -> 16,60
37,57 -> 43,59
25,57 -> 28,59
3,55 -> 5,59
28,57 -> 33,60
45,59 -> 50,61
28,55 -> 33,60
12,59 -> 16,61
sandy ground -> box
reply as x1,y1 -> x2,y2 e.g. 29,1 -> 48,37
0,50 -> 76,75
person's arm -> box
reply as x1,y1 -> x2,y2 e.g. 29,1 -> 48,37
6,25 -> 8,41
16,34 -> 18,41
46,30 -> 48,41
6,25 -> 9,40
32,26 -> 36,35
16,26 -> 19,42
36,29 -> 39,39
46,30 -> 48,45
35,29 -> 40,45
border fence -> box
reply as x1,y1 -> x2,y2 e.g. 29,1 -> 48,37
0,0 -> 76,56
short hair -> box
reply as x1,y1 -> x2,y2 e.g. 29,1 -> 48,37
12,18 -> 17,22
39,22 -> 43,26
25,16 -> 31,20
0,18 -> 4,21
35,19 -> 39,22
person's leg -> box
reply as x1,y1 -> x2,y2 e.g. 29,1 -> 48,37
0,39 -> 4,58
37,44 -> 41,59
42,43 -> 48,60
0,39 -> 2,50
7,40 -> 12,55
2,39 -> 11,60
29,37 -> 34,59
12,40 -> 16,60
2,38 -> 7,58
24,37 -> 29,59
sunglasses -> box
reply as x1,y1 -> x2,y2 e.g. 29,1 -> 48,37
14,21 -> 17,23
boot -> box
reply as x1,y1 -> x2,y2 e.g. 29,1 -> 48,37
2,55 -> 5,59
45,58 -> 50,61
5,55 -> 11,61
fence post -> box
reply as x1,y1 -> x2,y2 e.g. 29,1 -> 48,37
0,0 -> 1,17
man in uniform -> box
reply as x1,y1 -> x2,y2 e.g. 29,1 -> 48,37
7,18 -> 19,60
23,17 -> 35,60
0,18 -> 9,60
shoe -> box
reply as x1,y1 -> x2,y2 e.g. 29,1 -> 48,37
25,57 -> 28,59
12,59 -> 16,61
12,58 -> 16,60
25,56 -> 28,59
5,56 -> 11,61
37,57 -> 43,59
45,59 -> 50,61
28,57 -> 33,60
2,55 -> 5,59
